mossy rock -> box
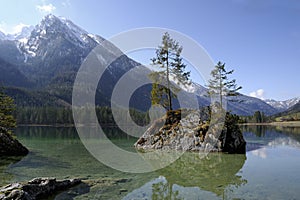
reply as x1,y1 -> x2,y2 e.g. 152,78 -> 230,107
0,127 -> 29,156
135,108 -> 246,154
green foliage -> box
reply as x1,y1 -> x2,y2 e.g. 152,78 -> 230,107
4,87 -> 70,107
207,61 -> 242,108
241,111 -> 269,123
254,111 -> 262,123
0,90 -> 16,134
275,112 -> 300,122
15,107 -> 73,125
207,105 -> 242,134
220,112 -> 246,154
14,106 -> 149,126
150,32 -> 191,111
224,113 -> 242,131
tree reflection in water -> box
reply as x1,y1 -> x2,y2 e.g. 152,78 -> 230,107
124,152 -> 247,199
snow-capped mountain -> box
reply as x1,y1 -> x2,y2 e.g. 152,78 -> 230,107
0,14 -> 280,115
0,14 -> 104,62
227,94 -> 278,116
183,83 -> 278,115
265,97 -> 300,112
0,14 -> 145,107
18,14 -> 103,59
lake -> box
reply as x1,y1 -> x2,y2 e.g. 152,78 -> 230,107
1,125 -> 300,199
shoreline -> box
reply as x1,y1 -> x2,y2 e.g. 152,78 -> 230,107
18,121 -> 300,128
18,124 -> 75,127
17,124 -> 123,128
241,121 -> 300,127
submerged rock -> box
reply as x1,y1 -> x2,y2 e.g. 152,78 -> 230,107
0,127 -> 28,156
134,109 -> 246,154
0,178 -> 82,200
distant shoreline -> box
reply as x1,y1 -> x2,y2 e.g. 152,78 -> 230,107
18,124 -> 75,127
18,121 -> 300,128
242,121 -> 300,127
17,124 -> 121,128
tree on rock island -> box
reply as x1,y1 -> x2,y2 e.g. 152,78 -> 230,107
207,61 -> 242,109
149,32 -> 191,111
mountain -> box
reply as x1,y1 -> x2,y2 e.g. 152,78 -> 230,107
0,14 -> 279,116
17,14 -> 104,85
0,39 -> 25,65
0,31 -> 5,40
227,95 -> 278,116
185,84 -> 278,116
272,101 -> 300,121
3,26 -> 34,41
265,97 -> 300,112
0,14 -> 146,108
290,101 -> 300,111
0,58 -> 33,88
287,102 -> 300,114
4,87 -> 70,107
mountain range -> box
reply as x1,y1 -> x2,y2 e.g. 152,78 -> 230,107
0,14 -> 294,116
264,97 -> 300,112
271,100 -> 300,121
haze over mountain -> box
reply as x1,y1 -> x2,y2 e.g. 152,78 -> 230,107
0,26 -> 34,41
0,14 -> 281,116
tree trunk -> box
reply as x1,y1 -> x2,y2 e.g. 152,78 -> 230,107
166,50 -> 172,111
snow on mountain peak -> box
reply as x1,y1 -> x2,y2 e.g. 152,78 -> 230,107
39,14 -> 88,38
265,97 -> 300,111
17,14 -> 104,59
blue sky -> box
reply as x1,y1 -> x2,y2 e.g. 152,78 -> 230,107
0,0 -> 299,101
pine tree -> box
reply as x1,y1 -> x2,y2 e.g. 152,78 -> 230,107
253,111 -> 262,123
0,89 -> 16,134
207,61 -> 242,108
150,32 -> 191,111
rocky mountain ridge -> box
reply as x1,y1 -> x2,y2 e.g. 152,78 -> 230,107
265,97 -> 300,112
0,14 -> 281,116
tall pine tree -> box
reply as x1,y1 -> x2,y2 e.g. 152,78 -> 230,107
207,61 -> 242,108
149,32 -> 191,111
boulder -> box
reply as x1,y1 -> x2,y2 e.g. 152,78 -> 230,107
0,178 -> 82,200
219,113 -> 247,154
0,127 -> 28,156
134,109 -> 246,154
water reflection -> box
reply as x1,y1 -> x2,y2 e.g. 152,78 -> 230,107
124,152 -> 247,199
242,125 -> 300,150
251,147 -> 267,159
241,125 -> 268,137
241,125 -> 300,143
16,125 -> 136,140
2,125 -> 300,199
274,126 -> 300,143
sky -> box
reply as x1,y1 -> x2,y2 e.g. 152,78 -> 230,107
0,0 -> 299,101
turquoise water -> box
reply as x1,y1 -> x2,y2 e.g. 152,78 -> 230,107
1,126 -> 300,199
